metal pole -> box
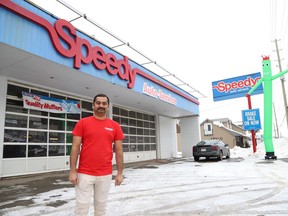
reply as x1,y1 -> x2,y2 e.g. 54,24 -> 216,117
246,94 -> 257,153
274,39 -> 288,132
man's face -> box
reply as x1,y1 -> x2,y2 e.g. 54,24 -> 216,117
93,97 -> 109,114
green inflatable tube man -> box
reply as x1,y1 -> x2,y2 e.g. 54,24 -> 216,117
247,56 -> 288,159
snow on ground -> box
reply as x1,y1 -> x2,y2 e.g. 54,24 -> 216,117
0,137 -> 288,216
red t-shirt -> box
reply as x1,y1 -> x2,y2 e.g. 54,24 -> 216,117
72,116 -> 124,176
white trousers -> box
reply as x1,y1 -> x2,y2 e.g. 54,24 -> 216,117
75,173 -> 112,216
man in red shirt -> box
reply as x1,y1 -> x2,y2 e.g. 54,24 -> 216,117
69,94 -> 124,216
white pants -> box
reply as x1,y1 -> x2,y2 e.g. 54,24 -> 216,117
75,173 -> 112,216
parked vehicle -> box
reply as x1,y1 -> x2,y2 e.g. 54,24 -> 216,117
192,140 -> 230,161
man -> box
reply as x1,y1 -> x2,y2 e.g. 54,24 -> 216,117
69,94 -> 124,216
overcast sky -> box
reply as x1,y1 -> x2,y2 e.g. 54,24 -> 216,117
31,0 -> 288,135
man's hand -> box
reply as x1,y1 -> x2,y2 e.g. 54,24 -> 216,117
115,173 -> 123,186
69,170 -> 79,185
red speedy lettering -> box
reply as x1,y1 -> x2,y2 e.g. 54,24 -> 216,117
54,19 -> 137,88
213,76 -> 261,92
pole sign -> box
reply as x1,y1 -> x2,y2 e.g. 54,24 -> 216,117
212,72 -> 263,102
242,108 -> 261,130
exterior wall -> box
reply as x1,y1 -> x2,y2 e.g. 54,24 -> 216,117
180,116 -> 200,157
158,116 -> 177,159
200,124 -> 236,148
0,76 -> 7,177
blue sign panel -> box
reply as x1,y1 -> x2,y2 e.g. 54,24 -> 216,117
212,72 -> 263,102
242,108 -> 261,130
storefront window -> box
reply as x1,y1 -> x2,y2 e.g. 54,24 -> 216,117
28,145 -> 47,157
49,132 -> 65,143
4,129 -> 27,143
29,117 -> 48,129
5,114 -> 27,128
3,145 -> 26,158
28,131 -> 47,143
112,106 -> 156,152
49,119 -> 65,130
49,145 -> 65,156
6,99 -> 27,114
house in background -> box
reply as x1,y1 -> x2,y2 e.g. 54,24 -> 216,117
200,118 -> 251,149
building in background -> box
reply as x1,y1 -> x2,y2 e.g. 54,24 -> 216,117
0,0 -> 201,178
200,118 -> 251,148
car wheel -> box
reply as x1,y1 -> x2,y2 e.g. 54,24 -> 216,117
194,156 -> 199,161
226,150 -> 230,159
217,151 -> 223,161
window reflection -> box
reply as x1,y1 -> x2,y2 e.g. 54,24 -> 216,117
49,145 -> 65,156
49,132 -> 65,143
29,117 -> 48,129
5,114 -> 27,128
28,145 -> 47,157
49,119 -> 65,130
28,131 -> 47,143
4,129 -> 27,143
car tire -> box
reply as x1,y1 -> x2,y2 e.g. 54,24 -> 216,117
194,156 -> 199,162
217,151 -> 223,161
226,150 -> 230,159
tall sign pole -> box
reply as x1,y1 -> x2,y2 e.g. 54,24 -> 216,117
274,39 -> 288,133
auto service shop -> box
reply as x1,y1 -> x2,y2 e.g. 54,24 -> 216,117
0,0 -> 200,178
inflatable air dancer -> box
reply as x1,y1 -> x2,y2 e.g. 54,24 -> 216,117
247,56 -> 288,160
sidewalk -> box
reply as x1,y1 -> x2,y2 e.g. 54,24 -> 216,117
0,158 -> 181,210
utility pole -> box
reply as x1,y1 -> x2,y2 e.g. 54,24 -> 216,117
274,39 -> 288,133
273,102 -> 279,138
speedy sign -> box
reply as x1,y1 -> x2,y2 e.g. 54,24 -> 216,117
212,72 -> 263,101
242,108 -> 262,130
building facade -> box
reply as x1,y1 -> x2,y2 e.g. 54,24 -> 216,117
0,0 -> 200,178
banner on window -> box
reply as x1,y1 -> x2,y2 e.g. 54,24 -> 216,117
22,92 -> 81,114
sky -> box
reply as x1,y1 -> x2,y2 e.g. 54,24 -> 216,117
0,137 -> 288,215
30,0 -> 288,135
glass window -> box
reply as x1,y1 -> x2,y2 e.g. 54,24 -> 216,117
129,111 -> 136,118
137,128 -> 143,135
137,145 -> 144,151
3,145 -> 26,158
28,131 -> 47,143
144,129 -> 149,135
150,130 -> 156,136
130,127 -> 136,135
82,100 -> 92,111
7,84 -> 29,98
150,122 -> 155,129
29,109 -> 48,116
49,132 -> 65,143
121,117 -> 128,126
130,144 -> 136,152
130,136 -> 136,143
49,145 -> 65,156
122,144 -> 130,152
151,144 -> 156,150
113,116 -> 120,123
50,113 -> 65,118
143,114 -> 149,120
4,129 -> 27,142
67,121 -> 77,131
6,99 -> 27,113
82,112 -> 92,118
129,119 -> 136,126
66,133 -> 73,143
122,126 -> 129,134
136,112 -> 143,119
29,117 -> 48,129
121,109 -> 128,117
137,136 -> 144,143
123,136 -> 129,143
143,121 -> 149,128
28,145 -> 47,157
31,89 -> 49,96
66,145 -> 72,155
67,113 -> 80,120
144,137 -> 150,143
113,107 -> 120,115
5,114 -> 27,128
49,119 -> 65,130
137,120 -> 143,127
149,115 -> 155,121
145,145 -> 151,151
50,93 -> 65,100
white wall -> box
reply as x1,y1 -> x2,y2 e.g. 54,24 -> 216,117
0,76 -> 7,178
180,116 -> 200,157
158,115 -> 177,159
